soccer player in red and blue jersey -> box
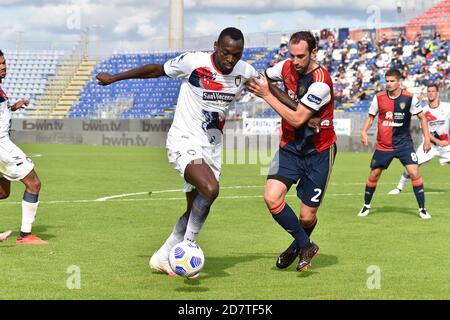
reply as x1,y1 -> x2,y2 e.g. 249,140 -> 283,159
247,31 -> 336,272
358,69 -> 432,219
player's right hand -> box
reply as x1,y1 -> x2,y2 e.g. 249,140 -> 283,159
246,74 -> 270,99
439,140 -> 450,147
96,72 -> 115,86
361,132 -> 369,146
423,140 -> 431,153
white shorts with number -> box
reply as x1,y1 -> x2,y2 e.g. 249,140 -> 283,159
416,142 -> 450,166
166,133 -> 221,193
0,136 -> 34,181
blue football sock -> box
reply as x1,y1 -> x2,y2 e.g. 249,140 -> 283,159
272,202 -> 310,249
413,184 -> 425,209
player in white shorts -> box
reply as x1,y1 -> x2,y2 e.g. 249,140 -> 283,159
96,28 -> 259,277
389,84 -> 450,205
0,50 -> 47,244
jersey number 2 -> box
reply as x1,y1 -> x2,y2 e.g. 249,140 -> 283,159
311,188 -> 322,203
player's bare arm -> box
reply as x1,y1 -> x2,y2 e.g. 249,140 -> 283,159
11,99 -> 29,111
96,64 -> 166,86
266,79 -> 320,132
266,79 -> 298,111
360,115 -> 375,146
417,111 -> 431,153
430,133 -> 450,147
247,74 -> 314,128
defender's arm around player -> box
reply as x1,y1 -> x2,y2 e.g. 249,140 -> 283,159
249,74 -> 315,127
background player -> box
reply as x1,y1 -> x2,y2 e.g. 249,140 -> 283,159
0,49 -> 46,244
358,69 -> 432,219
96,28 -> 259,277
247,31 -> 336,272
389,83 -> 450,195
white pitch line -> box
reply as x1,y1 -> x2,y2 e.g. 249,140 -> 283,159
0,191 -> 445,206
96,181 -> 450,202
96,192 -> 150,202
95,185 -> 263,201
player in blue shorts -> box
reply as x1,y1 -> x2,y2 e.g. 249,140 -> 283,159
248,32 -> 336,272
358,69 -> 432,219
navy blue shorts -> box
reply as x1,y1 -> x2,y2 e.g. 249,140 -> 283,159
370,146 -> 418,170
267,143 -> 337,208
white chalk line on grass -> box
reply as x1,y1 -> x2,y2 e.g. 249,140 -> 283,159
0,191 -> 445,206
95,185 -> 263,201
96,181 -> 450,202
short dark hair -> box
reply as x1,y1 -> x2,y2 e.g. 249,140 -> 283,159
289,31 -> 317,53
385,69 -> 402,79
218,27 -> 244,44
0,50 -> 3,57
427,83 -> 439,91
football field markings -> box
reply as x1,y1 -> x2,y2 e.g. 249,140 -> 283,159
0,185 -> 446,206
95,185 -> 262,201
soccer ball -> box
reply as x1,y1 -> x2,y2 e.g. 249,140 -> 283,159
169,240 -> 204,277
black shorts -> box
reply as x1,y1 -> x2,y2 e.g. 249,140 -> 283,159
267,143 -> 337,208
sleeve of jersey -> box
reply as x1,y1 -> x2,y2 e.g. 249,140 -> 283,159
368,96 -> 378,116
163,52 -> 195,79
410,95 -> 423,115
243,64 -> 260,82
265,60 -> 286,81
299,82 -> 331,111
239,64 -> 259,96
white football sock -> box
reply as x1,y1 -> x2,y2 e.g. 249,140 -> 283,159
157,214 -> 188,259
21,201 -> 39,234
397,171 -> 410,190
184,195 -> 211,243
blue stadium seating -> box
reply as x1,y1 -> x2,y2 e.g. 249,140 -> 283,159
70,48 -> 269,119
2,50 -> 64,115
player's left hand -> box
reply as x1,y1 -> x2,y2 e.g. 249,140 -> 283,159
423,140 -> 431,153
11,99 -> 29,111
246,74 -> 270,98
307,117 -> 321,133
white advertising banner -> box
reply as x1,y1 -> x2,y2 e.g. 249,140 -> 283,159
333,118 -> 351,136
243,118 -> 281,135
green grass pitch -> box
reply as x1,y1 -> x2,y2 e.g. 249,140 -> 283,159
0,144 -> 449,299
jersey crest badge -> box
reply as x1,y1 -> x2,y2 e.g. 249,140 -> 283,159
235,75 -> 242,87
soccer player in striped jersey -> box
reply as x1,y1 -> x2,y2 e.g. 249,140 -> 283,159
0,50 -> 47,244
389,84 -> 450,197
247,31 -> 336,272
358,69 -> 432,219
97,28 -> 259,278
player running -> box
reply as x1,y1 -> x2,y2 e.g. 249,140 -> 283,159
96,28 -> 259,277
247,31 -> 336,272
389,84 -> 450,196
358,69 -> 432,220
0,49 -> 47,244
